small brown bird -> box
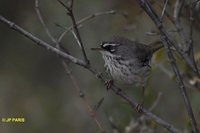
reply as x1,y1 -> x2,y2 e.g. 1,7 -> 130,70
91,36 -> 163,87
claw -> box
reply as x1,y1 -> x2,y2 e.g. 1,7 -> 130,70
136,103 -> 143,114
136,87 -> 145,114
105,79 -> 113,90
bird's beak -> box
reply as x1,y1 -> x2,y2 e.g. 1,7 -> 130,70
90,47 -> 104,51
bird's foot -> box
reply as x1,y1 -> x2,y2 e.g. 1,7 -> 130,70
105,79 -> 113,90
136,86 -> 145,113
136,102 -> 144,114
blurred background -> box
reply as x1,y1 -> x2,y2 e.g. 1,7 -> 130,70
0,0 -> 200,133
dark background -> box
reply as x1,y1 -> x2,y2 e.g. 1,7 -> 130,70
0,0 -> 200,133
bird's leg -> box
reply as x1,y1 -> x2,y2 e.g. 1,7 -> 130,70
105,79 -> 114,90
136,86 -> 145,113
141,86 -> 145,106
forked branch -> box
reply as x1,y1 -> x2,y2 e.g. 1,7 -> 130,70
57,0 -> 89,64
34,0 -> 106,132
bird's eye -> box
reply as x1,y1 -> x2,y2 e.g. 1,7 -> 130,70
101,43 -> 117,53
105,45 -> 115,52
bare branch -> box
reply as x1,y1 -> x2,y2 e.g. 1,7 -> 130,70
149,92 -> 163,111
62,62 -> 106,133
173,0 -> 200,78
155,1 -> 200,76
0,14 -> 183,133
173,0 -> 185,21
154,62 -> 174,78
0,15 -> 86,67
57,0 -> 89,64
69,0 -> 74,9
173,0 -> 187,48
111,85 -> 182,133
189,2 -> 194,49
125,92 -> 163,133
93,97 -> 104,113
160,0 -> 169,21
34,1 -> 106,132
160,36 -> 199,133
182,1 -> 200,83
156,2 -> 175,24
108,116 -> 121,133
71,30 -> 82,48
57,0 -> 70,11
57,10 -> 118,43
135,1 -> 199,133
35,0 -> 58,44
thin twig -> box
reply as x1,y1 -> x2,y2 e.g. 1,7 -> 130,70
173,0 -> 187,48
155,62 -> 174,78
125,92 -> 163,133
57,0 -> 70,10
156,2 -> 175,24
189,2 -> 194,49
149,92 -> 163,111
34,1 -> 106,132
0,15 -> 86,66
0,14 -> 182,133
70,30 -> 82,47
57,10 -> 117,43
156,0 -> 200,76
69,0 -> 74,9
35,0 -> 57,44
57,0 -> 89,64
160,36 -> 199,133
108,116 -> 120,133
173,0 -> 200,78
173,0 -> 184,21
160,0 -> 169,21
62,62 -> 106,133
135,1 -> 199,133
111,85 -> 182,133
185,1 -> 199,79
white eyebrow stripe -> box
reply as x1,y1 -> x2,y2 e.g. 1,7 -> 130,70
102,43 -> 120,47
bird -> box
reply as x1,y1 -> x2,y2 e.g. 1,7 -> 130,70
91,36 -> 163,87
91,36 -> 163,112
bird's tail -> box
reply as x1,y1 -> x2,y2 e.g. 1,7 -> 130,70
149,40 -> 163,53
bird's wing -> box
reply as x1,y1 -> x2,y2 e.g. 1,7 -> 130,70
134,43 -> 153,65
